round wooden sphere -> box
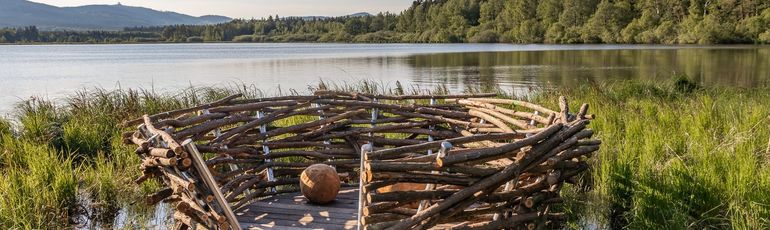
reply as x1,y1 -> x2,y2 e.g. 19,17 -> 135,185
300,164 -> 340,204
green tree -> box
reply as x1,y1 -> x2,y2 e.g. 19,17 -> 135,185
344,17 -> 368,35
547,0 -> 599,43
203,26 -> 224,41
537,0 -> 563,27
678,0 -> 737,44
501,0 -> 542,43
479,0 -> 504,29
582,0 -> 634,43
370,13 -> 386,32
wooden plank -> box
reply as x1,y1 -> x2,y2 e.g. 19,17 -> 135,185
241,222 -> 322,230
253,188 -> 360,209
238,203 -> 356,216
183,139 -> 242,230
237,188 -> 361,229
268,194 -> 360,203
260,193 -> 359,209
240,215 -> 357,229
244,202 -> 358,216
262,194 -> 359,203
238,202 -> 357,219
238,211 -> 355,226
254,198 -> 359,210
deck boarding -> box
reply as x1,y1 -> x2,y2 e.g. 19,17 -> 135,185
236,187 -> 359,230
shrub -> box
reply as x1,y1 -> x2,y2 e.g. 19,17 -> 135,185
132,37 -> 160,43
281,34 -> 320,42
467,30 -> 499,43
232,35 -> 255,42
186,36 -> 203,43
353,31 -> 402,43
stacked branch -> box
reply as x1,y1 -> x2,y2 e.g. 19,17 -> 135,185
360,96 -> 598,230
122,90 -> 598,230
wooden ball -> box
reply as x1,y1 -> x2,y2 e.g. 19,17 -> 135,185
300,164 -> 340,204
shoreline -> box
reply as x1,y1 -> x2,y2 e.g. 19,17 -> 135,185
4,41 -> 770,47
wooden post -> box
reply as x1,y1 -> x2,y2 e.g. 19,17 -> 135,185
418,141 -> 451,212
359,144 -> 373,230
315,102 -> 335,166
257,110 -> 276,192
418,98 -> 438,211
182,139 -> 241,230
370,98 -> 379,141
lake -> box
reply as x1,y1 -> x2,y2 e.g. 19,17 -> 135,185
1,43 -> 769,114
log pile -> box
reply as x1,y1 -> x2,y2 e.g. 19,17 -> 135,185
122,89 -> 599,230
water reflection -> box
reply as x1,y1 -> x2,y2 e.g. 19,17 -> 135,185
1,44 -> 769,114
407,48 -> 770,91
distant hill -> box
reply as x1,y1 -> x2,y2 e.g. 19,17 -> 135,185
0,0 -> 231,31
348,12 -> 373,17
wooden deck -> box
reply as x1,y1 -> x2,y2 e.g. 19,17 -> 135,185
236,187 -> 360,230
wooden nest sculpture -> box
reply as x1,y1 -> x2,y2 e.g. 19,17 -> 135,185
122,90 -> 600,230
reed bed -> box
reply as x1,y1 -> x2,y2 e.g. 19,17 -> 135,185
0,79 -> 768,229
533,79 -> 770,229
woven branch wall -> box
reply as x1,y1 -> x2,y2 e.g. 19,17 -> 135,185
122,90 -> 599,230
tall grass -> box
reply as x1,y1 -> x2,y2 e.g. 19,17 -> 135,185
0,86 -> 254,229
1,80 -> 768,228
534,79 -> 770,229
0,137 -> 78,227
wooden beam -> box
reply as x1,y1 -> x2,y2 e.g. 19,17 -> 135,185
182,139 -> 241,230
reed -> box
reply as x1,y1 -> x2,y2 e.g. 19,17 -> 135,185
0,86 -> 256,229
0,138 -> 78,228
532,79 -> 770,229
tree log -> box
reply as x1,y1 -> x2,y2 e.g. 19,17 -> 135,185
468,109 -> 514,133
464,98 -> 556,115
146,187 -> 174,205
123,93 -> 242,127
142,115 -> 185,154
366,162 -> 498,177
209,100 -> 298,113
149,148 -> 176,158
436,124 -> 563,167
368,133 -> 519,159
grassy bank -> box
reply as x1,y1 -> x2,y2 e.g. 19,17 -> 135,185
535,80 -> 770,229
1,80 -> 769,229
0,87 -> 261,228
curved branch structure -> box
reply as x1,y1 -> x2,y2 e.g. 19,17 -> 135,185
123,91 -> 599,230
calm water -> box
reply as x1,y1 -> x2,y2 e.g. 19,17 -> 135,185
1,43 -> 769,113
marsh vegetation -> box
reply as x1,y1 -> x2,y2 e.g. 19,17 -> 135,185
0,79 -> 768,229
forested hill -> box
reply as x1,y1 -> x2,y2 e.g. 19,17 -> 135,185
2,0 -> 770,44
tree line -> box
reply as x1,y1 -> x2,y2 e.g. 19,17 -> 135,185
2,0 -> 770,44
0,26 -> 161,43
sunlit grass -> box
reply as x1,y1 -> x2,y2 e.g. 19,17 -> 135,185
0,86 -> 253,229
0,138 -> 78,228
535,79 -> 770,229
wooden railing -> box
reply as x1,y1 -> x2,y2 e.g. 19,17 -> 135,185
123,91 -> 599,230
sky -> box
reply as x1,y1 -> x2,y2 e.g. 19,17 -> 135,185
29,0 -> 415,18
